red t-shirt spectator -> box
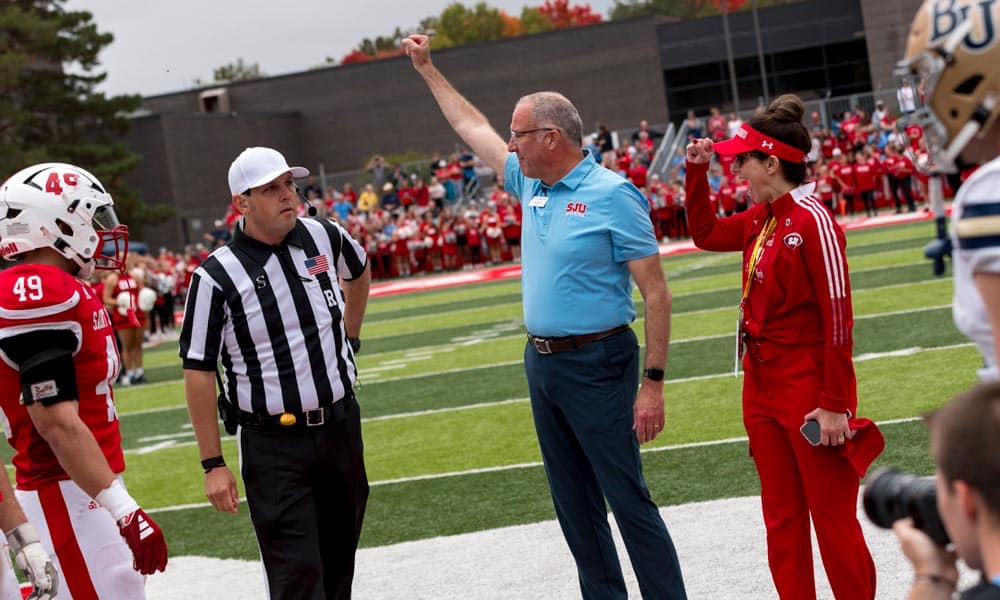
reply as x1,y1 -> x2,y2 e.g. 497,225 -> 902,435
905,124 -> 924,151
853,161 -> 877,192
718,153 -> 736,176
628,163 -> 648,188
821,136 -> 835,159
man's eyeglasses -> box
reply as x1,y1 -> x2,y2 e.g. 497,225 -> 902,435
509,127 -> 558,142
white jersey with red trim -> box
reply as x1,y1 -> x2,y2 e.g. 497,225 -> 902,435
952,155 -> 1000,381
0,264 -> 125,490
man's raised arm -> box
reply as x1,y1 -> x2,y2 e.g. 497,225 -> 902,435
402,34 -> 509,175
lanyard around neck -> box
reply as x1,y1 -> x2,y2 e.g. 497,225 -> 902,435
742,215 -> 777,301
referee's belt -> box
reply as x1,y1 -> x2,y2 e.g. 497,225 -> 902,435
237,392 -> 356,431
527,325 -> 629,355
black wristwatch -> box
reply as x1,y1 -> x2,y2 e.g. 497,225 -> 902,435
643,368 -> 665,382
201,456 -> 226,474
348,337 -> 361,354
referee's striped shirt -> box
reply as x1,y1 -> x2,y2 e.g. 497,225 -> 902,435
179,217 -> 367,416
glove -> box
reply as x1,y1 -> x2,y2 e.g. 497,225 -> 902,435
117,508 -> 168,575
6,522 -> 58,600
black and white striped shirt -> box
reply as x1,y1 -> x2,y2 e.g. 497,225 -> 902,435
179,218 -> 367,416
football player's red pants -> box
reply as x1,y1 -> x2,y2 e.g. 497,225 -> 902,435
742,345 -> 876,600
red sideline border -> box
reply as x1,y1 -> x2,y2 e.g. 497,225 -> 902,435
369,209 -> 942,299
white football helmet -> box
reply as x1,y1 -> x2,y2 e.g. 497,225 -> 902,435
898,0 -> 1000,172
0,163 -> 129,276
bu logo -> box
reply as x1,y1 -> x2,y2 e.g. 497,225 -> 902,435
761,140 -> 774,150
565,202 -> 588,215
930,0 -> 997,51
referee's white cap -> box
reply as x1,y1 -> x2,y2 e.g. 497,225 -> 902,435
228,147 -> 309,195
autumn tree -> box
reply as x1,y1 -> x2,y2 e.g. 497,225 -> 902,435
341,1 -> 607,62
0,0 -> 170,236
212,58 -> 265,83
537,0 -> 603,29
611,0 -> 796,20
437,2 -> 507,46
519,7 -> 552,35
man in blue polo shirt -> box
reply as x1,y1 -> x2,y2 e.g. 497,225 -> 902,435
404,34 -> 687,599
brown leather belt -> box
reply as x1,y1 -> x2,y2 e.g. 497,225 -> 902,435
527,325 -> 629,355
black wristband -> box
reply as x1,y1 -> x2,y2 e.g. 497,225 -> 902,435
348,337 -> 361,354
643,367 -> 665,382
201,456 -> 226,474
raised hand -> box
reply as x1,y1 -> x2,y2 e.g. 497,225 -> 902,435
686,138 -> 715,164
402,34 -> 432,69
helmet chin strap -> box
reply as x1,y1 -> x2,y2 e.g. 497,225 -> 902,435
75,257 -> 94,280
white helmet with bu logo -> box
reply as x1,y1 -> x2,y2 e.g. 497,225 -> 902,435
898,0 -> 1000,172
0,163 -> 129,277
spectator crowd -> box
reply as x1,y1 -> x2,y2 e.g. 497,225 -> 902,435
157,96 -> 954,341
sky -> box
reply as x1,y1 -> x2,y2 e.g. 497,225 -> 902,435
66,0 -> 619,97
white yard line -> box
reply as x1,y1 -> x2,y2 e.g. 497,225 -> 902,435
144,493 -> 979,600
118,341 -> 973,421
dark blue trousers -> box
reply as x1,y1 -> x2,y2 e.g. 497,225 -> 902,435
524,328 -> 687,600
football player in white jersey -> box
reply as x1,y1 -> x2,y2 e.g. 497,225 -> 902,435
899,0 -> 1000,380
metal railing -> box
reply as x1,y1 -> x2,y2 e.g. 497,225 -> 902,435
312,91 -> 904,198
650,90 -> 908,183
647,122 -> 677,182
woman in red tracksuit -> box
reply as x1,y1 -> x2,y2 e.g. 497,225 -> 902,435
685,95 -> 875,599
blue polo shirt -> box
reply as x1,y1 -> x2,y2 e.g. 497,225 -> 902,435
505,151 -> 659,337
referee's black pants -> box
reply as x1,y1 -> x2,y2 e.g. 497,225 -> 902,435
240,395 -> 369,600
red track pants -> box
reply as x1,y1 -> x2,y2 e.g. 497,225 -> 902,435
742,345 -> 876,600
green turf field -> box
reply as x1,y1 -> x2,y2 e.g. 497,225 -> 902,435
21,220 -> 980,561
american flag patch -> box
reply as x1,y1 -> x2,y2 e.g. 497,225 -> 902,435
304,254 -> 329,275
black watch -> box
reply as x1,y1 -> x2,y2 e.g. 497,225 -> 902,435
348,337 -> 361,354
201,456 -> 226,474
643,368 -> 665,382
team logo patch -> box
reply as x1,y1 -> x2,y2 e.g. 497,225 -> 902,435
29,380 -> 58,402
783,232 -> 804,248
565,202 -> 587,215
304,254 -> 329,275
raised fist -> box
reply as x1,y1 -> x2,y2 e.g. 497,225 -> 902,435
686,138 -> 715,164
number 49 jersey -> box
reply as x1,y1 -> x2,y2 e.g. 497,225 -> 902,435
0,263 -> 125,490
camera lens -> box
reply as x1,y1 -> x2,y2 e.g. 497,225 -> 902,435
863,467 -> 950,546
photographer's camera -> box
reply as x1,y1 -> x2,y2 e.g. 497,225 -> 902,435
863,467 -> 950,546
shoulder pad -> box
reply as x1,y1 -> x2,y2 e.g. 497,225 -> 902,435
0,265 -> 81,319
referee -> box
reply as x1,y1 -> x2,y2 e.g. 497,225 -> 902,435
180,146 -> 371,600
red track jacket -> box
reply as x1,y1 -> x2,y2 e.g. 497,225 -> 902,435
685,161 -> 857,414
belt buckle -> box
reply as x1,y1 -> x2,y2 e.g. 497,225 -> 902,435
534,337 -> 553,355
305,408 -> 325,426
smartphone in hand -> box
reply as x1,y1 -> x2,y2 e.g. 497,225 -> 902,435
800,419 -> 821,446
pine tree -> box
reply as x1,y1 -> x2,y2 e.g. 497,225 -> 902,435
0,0 -> 170,237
